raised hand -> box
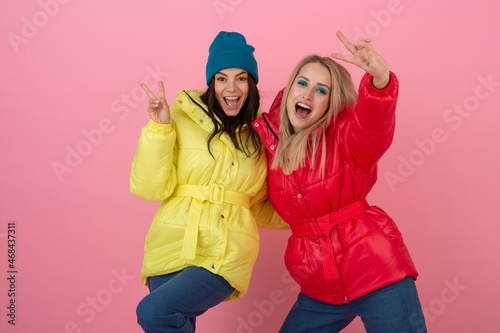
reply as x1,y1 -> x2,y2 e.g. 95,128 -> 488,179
331,31 -> 390,89
141,81 -> 170,124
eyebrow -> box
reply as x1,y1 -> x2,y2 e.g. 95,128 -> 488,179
216,71 -> 248,77
297,76 -> 330,89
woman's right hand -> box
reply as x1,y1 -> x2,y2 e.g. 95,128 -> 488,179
141,81 -> 170,124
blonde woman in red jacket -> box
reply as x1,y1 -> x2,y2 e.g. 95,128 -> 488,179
252,32 -> 426,332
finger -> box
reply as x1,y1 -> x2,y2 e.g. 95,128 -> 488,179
359,38 -> 371,44
354,40 -> 371,50
365,44 -> 383,68
336,31 -> 357,55
365,44 -> 376,61
141,83 -> 156,99
158,81 -> 166,99
330,52 -> 357,65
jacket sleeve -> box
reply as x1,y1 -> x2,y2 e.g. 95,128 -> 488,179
250,179 -> 290,230
339,71 -> 399,173
130,119 -> 178,201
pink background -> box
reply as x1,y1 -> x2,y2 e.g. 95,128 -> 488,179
1,0 -> 499,332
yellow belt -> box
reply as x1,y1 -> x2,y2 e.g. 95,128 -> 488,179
171,184 -> 250,260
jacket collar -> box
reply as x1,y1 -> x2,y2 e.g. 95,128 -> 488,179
252,88 -> 282,143
172,89 -> 216,133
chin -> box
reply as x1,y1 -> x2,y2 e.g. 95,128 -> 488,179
223,109 -> 241,117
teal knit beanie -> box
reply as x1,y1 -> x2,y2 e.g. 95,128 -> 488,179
206,31 -> 259,86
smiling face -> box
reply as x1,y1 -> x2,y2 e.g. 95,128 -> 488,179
214,68 -> 250,117
286,62 -> 331,133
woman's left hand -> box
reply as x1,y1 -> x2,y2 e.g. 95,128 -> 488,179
331,31 -> 390,89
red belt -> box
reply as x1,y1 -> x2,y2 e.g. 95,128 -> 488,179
289,199 -> 370,280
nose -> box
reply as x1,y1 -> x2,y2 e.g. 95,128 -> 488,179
227,79 -> 236,92
303,87 -> 313,100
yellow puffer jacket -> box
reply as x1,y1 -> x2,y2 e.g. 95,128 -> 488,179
130,89 -> 287,301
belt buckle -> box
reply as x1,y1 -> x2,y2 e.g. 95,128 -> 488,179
306,219 -> 321,239
209,184 -> 225,204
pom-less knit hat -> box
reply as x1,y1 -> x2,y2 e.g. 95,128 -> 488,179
206,31 -> 259,86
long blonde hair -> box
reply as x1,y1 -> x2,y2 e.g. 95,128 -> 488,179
271,55 -> 357,176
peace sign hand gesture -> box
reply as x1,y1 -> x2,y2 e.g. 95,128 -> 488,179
331,31 -> 390,89
141,81 -> 170,124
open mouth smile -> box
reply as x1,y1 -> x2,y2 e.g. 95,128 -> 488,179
224,96 -> 241,110
295,102 -> 312,118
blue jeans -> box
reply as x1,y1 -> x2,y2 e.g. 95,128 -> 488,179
279,277 -> 427,333
136,266 -> 235,333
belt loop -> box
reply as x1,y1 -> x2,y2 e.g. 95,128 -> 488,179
209,184 -> 225,204
305,219 -> 321,239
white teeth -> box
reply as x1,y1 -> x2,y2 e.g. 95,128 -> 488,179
297,102 -> 311,110
225,97 -> 239,100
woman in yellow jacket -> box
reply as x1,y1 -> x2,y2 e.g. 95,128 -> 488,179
131,31 -> 286,333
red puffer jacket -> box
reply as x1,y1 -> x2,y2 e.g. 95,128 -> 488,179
252,72 -> 418,304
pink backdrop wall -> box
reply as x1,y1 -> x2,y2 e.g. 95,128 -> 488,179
1,0 -> 499,332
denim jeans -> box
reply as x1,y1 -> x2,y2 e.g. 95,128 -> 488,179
136,266 -> 235,333
279,277 -> 427,333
